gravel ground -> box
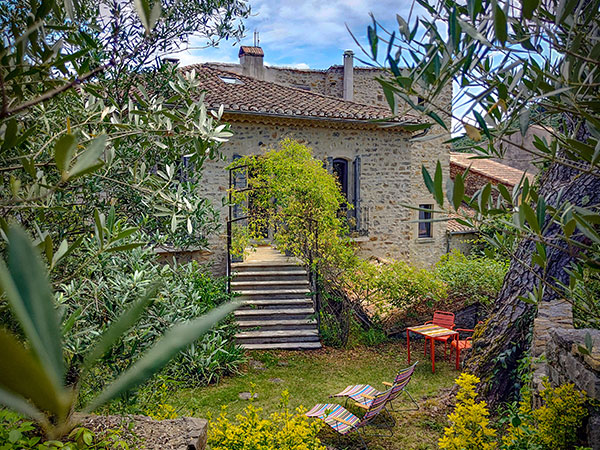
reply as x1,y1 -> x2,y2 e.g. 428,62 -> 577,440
78,414 -> 207,450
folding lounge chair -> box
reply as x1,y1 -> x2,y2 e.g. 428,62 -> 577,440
305,388 -> 393,449
330,361 -> 419,411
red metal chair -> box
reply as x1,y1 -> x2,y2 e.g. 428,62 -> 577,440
423,311 -> 455,358
449,328 -> 475,370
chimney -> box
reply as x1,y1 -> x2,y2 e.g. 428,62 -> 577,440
239,46 -> 265,80
343,50 -> 354,101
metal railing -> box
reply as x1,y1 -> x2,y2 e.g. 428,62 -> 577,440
226,165 -> 322,331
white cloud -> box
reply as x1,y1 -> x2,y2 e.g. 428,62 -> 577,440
175,0 -> 429,68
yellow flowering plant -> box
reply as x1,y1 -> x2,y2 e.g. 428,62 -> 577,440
533,381 -> 588,449
208,390 -> 325,450
144,383 -> 178,421
438,373 -> 497,450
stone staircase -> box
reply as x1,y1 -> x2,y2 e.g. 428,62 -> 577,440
232,246 -> 321,350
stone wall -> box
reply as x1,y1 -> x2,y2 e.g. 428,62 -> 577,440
450,161 -> 505,198
547,329 -> 600,449
198,114 -> 449,273
531,299 -> 600,449
495,125 -> 550,175
448,232 -> 477,255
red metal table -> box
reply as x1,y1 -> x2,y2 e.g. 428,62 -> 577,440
407,324 -> 458,373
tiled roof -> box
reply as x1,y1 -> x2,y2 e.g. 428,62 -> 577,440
447,219 -> 475,233
450,152 -> 533,188
182,65 -> 420,124
239,46 -> 264,57
447,207 -> 477,234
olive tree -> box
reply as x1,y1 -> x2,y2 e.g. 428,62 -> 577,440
0,0 -> 246,436
0,0 -> 247,271
363,0 -> 600,405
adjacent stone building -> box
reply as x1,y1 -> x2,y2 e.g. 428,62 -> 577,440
447,152 -> 535,254
184,46 -> 452,271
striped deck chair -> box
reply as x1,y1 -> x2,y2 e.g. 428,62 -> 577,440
330,362 -> 419,411
305,389 -> 393,449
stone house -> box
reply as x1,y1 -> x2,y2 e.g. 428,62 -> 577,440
183,46 -> 453,271
447,152 -> 535,254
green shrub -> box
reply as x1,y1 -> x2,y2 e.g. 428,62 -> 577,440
442,374 -> 589,450
348,258 -> 447,313
0,228 -> 238,439
57,242 -> 245,389
0,409 -> 133,449
208,391 -> 325,450
435,250 -> 508,305
439,373 -> 497,450
533,381 -> 588,450
356,324 -> 388,347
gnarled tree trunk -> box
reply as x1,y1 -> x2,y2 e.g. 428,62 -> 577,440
465,123 -> 600,407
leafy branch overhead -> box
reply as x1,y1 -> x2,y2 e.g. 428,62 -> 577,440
0,226 -> 239,439
365,0 -> 600,405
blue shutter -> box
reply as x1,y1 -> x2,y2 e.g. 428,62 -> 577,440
353,156 -> 361,230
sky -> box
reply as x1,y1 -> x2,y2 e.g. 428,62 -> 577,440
171,0 -> 423,70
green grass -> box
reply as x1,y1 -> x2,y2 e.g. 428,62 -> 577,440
164,342 -> 457,450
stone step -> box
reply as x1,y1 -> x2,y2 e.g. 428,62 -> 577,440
233,270 -> 307,278
236,289 -> 311,300
236,329 -> 320,344
234,307 -> 315,321
241,341 -> 322,350
232,262 -> 303,272
236,318 -> 318,330
240,298 -> 314,309
231,280 -> 310,291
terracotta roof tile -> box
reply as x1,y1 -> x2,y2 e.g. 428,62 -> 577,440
239,46 -> 264,57
450,152 -> 533,188
182,64 -> 421,124
447,207 -> 477,234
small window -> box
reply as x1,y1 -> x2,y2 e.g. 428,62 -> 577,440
219,76 -> 244,85
418,204 -> 433,238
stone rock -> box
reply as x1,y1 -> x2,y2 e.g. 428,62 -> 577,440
249,359 -> 265,370
238,392 -> 259,400
269,378 -> 284,384
186,417 -> 208,450
588,414 -> 600,450
277,361 -> 289,367
74,413 -> 208,450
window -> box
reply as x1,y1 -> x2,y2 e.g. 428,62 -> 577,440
418,204 -> 433,238
332,158 -> 349,199
219,76 -> 244,85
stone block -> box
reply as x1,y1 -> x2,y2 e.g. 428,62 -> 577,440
186,417 -> 208,450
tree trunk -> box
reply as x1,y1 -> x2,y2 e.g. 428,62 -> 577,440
465,123 -> 600,407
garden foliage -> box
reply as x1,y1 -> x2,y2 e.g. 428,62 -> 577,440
0,408 -> 133,449
439,373 -> 497,450
347,258 -> 446,313
230,138 -> 355,274
0,227 -> 238,439
57,242 -> 244,389
434,251 -> 508,306
208,391 -> 325,450
441,374 -> 589,450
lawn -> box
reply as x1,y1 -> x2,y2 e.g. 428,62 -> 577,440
166,342 -> 457,450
